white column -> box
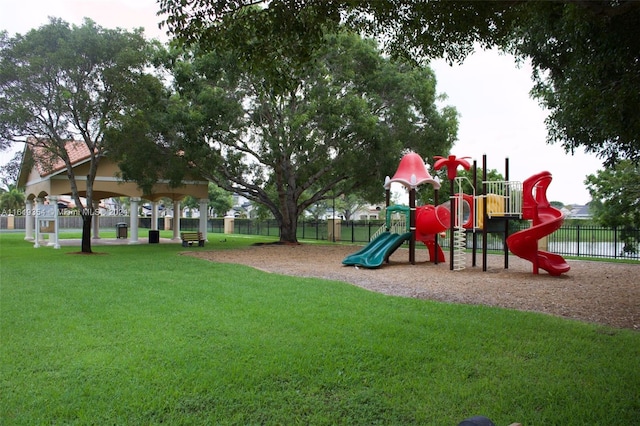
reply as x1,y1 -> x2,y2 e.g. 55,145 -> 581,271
24,199 -> 34,241
92,200 -> 101,239
129,197 -> 140,244
34,198 -> 44,248
47,196 -> 60,249
199,198 -> 208,241
151,201 -> 158,231
172,199 -> 181,240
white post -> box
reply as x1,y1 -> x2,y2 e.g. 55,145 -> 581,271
92,200 -> 101,239
47,196 -> 60,249
34,198 -> 44,248
151,201 -> 158,231
129,197 -> 140,244
172,199 -> 181,241
24,199 -> 34,241
199,198 -> 208,241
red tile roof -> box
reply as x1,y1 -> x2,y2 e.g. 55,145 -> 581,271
27,136 -> 92,177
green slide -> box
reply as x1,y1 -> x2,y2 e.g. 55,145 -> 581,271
342,231 -> 412,268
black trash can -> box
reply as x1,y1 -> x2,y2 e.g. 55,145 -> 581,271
148,230 -> 160,244
116,222 -> 128,239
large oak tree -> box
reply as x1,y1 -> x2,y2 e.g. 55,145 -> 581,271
116,30 -> 457,243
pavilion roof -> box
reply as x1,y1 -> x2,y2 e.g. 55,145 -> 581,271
26,136 -> 93,177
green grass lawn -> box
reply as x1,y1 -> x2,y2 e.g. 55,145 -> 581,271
1,232 -> 638,425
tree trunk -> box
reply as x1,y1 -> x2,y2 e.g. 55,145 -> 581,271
279,214 -> 299,243
81,213 -> 92,253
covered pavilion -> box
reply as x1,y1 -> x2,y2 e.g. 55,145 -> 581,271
17,138 -> 209,248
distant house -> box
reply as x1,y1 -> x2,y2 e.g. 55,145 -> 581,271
229,194 -> 253,218
351,204 -> 384,221
566,204 -> 592,220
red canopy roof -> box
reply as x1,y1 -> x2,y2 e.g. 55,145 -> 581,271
386,152 -> 440,190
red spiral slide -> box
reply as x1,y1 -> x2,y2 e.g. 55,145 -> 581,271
506,171 -> 570,276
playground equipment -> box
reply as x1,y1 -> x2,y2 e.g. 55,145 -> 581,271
506,171 -> 570,275
342,205 -> 413,268
342,152 -> 570,276
342,203 -> 452,268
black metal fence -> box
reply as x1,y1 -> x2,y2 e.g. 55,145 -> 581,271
185,218 -> 638,261
210,219 -> 639,261
545,224 -> 640,260
2,215 -> 638,260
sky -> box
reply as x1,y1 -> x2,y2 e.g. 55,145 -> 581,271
0,0 -> 604,204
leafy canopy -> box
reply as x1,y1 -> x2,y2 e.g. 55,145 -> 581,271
158,0 -> 640,166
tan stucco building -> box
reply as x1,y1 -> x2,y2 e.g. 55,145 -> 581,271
17,138 -> 209,248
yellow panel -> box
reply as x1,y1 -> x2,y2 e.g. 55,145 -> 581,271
476,194 -> 506,229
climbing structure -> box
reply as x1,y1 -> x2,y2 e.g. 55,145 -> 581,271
342,152 -> 570,276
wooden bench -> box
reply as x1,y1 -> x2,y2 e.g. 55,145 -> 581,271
181,232 -> 205,247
